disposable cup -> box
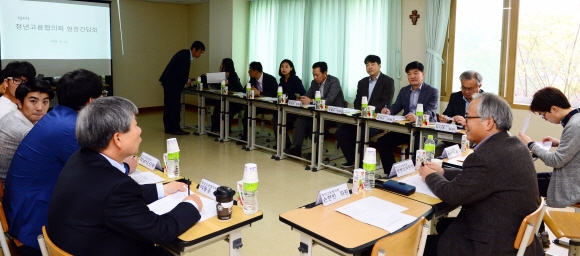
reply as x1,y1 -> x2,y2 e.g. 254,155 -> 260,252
431,159 -> 443,167
315,91 -> 321,99
416,103 -> 424,113
361,96 -> 368,105
243,163 -> 259,191
363,147 -> 377,163
166,138 -> 179,153
214,186 -> 235,220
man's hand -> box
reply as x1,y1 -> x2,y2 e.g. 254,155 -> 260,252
381,108 -> 391,115
405,113 -> 416,122
517,131 -> 533,145
418,165 -> 437,181
542,136 -> 559,147
300,96 -> 311,105
453,116 -> 466,126
123,155 -> 138,174
252,87 -> 261,96
423,162 -> 444,175
439,115 -> 451,123
183,194 -> 203,211
163,182 -> 187,197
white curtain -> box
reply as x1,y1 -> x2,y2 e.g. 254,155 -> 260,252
248,0 -> 401,104
424,0 -> 451,92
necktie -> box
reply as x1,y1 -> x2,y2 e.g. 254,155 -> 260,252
256,81 -> 262,92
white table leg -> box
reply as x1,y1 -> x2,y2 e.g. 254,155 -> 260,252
298,233 -> 313,256
229,229 -> 243,256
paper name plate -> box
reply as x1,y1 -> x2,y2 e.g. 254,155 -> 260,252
315,183 -> 350,206
138,152 -> 162,171
434,122 -> 458,133
388,159 -> 415,178
328,106 -> 343,114
288,100 -> 301,107
198,178 -> 221,200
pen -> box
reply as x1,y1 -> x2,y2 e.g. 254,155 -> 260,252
187,179 -> 190,195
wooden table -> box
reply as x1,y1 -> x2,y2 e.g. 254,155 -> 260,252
164,182 -> 264,256
279,189 -> 432,255
442,149 -> 473,168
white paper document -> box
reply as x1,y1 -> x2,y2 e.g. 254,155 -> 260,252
522,113 -> 531,133
232,92 -> 246,97
536,141 -> 552,151
334,196 -> 416,232
258,97 -> 278,102
148,190 -> 217,223
399,174 -> 439,198
393,116 -> 408,121
129,170 -> 165,185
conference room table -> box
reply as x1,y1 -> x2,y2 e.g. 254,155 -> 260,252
135,165 -> 264,256
244,96 -> 279,154
279,188 -> 432,256
316,109 -> 362,172
277,103 -> 320,170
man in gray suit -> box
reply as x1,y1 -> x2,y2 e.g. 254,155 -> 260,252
284,62 -> 346,157
419,93 -> 543,256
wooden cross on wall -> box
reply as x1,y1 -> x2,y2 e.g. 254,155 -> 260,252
410,10 -> 420,25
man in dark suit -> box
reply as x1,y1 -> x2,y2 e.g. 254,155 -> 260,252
436,70 -> 483,156
238,62 -> 278,143
419,93 -> 543,256
48,96 -> 203,255
159,41 -> 205,135
376,61 -> 439,172
284,62 -> 346,157
335,55 -> 394,168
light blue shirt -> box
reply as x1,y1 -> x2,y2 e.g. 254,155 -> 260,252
189,49 -> 193,61
462,96 -> 470,113
368,73 -> 380,100
99,153 -> 165,199
409,83 -> 423,113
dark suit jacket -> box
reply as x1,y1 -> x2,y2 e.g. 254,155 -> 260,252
441,89 -> 484,123
279,75 -> 306,100
227,71 -> 244,93
304,75 -> 346,108
425,131 -> 543,256
389,82 -> 438,122
353,73 -> 394,110
249,72 -> 278,97
159,49 -> 191,90
48,149 -> 201,256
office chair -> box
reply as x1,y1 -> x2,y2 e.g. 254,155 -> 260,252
371,217 -> 428,256
38,226 -> 71,256
513,197 -> 546,256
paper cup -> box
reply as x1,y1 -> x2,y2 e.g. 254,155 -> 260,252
243,163 -> 259,191
416,103 -> 423,113
166,138 -> 180,153
431,159 -> 443,167
361,96 -> 368,105
315,91 -> 321,99
363,147 -> 377,164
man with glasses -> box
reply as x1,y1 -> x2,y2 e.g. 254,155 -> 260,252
419,93 -> 543,255
436,71 -> 483,156
0,61 -> 36,120
159,41 -> 205,135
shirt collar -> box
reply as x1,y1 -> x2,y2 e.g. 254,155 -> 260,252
561,108 -> 580,127
473,131 -> 499,151
369,72 -> 381,83
411,83 -> 423,92
15,109 -> 34,126
258,73 -> 264,85
320,77 -> 327,87
99,153 -> 126,174
189,50 -> 193,61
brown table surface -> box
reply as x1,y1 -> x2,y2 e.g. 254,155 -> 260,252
279,189 -> 432,253
442,149 -> 473,168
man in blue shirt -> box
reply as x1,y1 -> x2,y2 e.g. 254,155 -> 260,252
4,69 -> 103,255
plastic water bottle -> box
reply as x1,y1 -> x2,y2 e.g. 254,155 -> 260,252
277,86 -> 283,103
363,147 -> 377,190
101,74 -> 106,84
314,91 -> 321,109
242,190 -> 258,214
361,96 -> 368,117
246,83 -> 252,98
425,135 -> 436,162
415,103 -> 424,127
242,163 -> 259,214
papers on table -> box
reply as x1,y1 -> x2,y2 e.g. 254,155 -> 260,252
148,190 -> 217,223
129,170 -> 165,184
335,196 -> 417,233
392,115 -> 408,121
207,89 -> 221,93
455,155 -> 468,162
258,97 -> 278,102
342,108 -> 361,115
232,92 -> 246,98
399,174 -> 438,198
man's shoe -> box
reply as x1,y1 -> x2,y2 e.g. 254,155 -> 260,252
236,140 -> 246,145
171,130 -> 190,135
340,162 -> 354,168
284,147 -> 301,157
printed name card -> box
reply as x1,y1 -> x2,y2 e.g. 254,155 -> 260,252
376,114 -> 395,123
327,106 -> 344,114
138,152 -> 162,171
198,178 -> 220,200
389,159 -> 415,178
315,183 -> 350,206
434,122 -> 458,133
288,100 -> 302,107
444,145 -> 462,159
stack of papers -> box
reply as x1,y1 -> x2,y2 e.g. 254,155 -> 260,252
335,196 -> 417,232
232,92 -> 246,98
148,190 -> 217,222
129,170 -> 165,184
258,97 -> 278,102
398,174 -> 438,198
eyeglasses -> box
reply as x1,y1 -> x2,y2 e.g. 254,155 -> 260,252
464,115 -> 481,119
540,112 -> 548,120
7,77 -> 26,85
461,86 -> 478,93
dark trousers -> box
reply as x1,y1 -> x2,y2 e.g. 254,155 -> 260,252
211,101 -> 242,133
375,132 -> 421,172
336,124 -> 382,164
163,85 -> 183,133
423,218 -> 455,256
241,108 -> 273,140
292,116 -> 338,147
272,113 -> 296,148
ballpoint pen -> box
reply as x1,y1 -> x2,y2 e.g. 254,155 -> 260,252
187,179 -> 190,195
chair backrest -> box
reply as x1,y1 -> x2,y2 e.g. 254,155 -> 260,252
513,197 -> 546,255
371,217 -> 428,256
39,226 -> 72,256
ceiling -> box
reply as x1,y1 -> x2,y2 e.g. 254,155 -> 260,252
140,0 -> 209,5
